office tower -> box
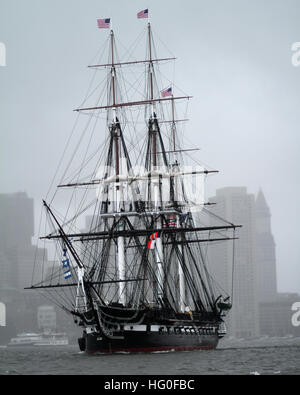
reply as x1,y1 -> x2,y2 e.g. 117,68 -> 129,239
255,189 -> 277,302
0,192 -> 34,249
0,192 -> 50,338
0,192 -> 49,291
37,305 -> 56,331
0,192 -> 34,290
208,187 -> 259,338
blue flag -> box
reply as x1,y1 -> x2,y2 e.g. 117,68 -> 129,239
62,244 -> 72,279
62,258 -> 70,268
64,270 -> 72,279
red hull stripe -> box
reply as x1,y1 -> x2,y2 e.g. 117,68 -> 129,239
87,344 -> 216,354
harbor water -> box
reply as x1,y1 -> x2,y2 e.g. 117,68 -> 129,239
0,337 -> 299,375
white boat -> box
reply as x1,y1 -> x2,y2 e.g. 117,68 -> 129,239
7,332 -> 69,347
7,333 -> 42,347
34,332 -> 69,346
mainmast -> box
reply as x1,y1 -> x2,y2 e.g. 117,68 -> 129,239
171,96 -> 176,152
110,30 -> 116,108
147,22 -> 165,303
147,22 -> 158,169
167,91 -> 186,312
148,22 -> 154,105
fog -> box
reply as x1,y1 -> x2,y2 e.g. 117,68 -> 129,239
0,0 -> 299,293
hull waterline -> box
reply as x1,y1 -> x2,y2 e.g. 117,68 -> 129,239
79,331 -> 219,354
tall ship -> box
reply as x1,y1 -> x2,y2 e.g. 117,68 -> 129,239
27,14 -> 240,353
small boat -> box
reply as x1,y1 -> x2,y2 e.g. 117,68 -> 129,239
34,332 -> 69,346
7,332 -> 69,347
7,333 -> 42,347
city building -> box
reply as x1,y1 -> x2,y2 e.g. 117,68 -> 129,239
0,192 -> 53,339
0,192 -> 48,291
37,305 -> 56,331
208,187 -> 260,338
0,192 -> 34,291
255,189 -> 277,302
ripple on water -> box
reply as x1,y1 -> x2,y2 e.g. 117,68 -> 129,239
0,342 -> 299,375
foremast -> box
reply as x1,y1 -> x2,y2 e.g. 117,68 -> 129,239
109,29 -> 126,305
41,200 -> 88,314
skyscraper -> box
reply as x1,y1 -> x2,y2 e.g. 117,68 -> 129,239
0,192 -> 48,291
0,192 -> 34,290
0,192 -> 34,249
0,192 -> 50,340
254,190 -> 298,337
208,187 -> 259,338
255,189 -> 277,302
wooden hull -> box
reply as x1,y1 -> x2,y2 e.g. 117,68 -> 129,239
79,328 -> 219,354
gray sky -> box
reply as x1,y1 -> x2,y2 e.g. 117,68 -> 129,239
1,0 -> 300,293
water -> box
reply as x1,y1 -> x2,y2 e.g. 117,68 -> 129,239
1,337 -> 299,375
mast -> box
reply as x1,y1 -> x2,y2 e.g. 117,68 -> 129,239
169,92 -> 185,311
110,29 -> 126,305
42,200 -> 88,312
148,22 -> 154,103
111,30 -> 116,108
171,96 -> 176,152
148,22 -> 158,169
147,21 -> 165,303
178,227 -> 186,312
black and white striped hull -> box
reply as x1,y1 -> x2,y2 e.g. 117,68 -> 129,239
78,324 -> 219,354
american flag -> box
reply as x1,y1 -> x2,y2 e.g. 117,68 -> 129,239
161,87 -> 172,98
137,9 -> 149,19
167,215 -> 177,228
97,18 -> 110,29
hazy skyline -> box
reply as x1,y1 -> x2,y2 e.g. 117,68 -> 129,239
1,0 -> 300,294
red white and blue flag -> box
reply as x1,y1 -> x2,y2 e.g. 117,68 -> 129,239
137,9 -> 149,19
147,231 -> 161,249
97,18 -> 111,29
164,214 -> 177,228
161,87 -> 172,98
